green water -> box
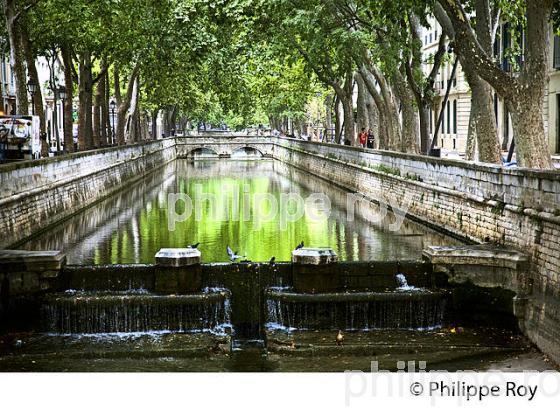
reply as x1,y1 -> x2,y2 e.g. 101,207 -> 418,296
20,160 -> 456,264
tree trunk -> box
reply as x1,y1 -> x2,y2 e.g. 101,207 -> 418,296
93,82 -> 102,147
78,51 -> 94,150
61,46 -> 75,153
334,96 -> 342,143
323,94 -> 333,142
151,108 -> 159,139
339,94 -> 354,145
393,69 -> 420,153
2,0 -> 28,115
355,73 -> 369,137
510,98 -> 551,168
465,72 -> 501,163
105,69 -> 112,145
418,102 -> 431,153
125,75 -> 139,142
365,92 -> 380,147
465,108 -> 477,161
359,67 -> 399,150
93,60 -> 107,146
438,0 -> 553,168
116,65 -> 139,145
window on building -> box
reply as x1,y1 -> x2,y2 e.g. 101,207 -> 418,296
502,23 -> 511,72
494,93 -> 498,123
515,25 -> 525,69
440,104 -> 445,134
554,36 -> 560,69
453,139 -> 456,150
447,100 -> 451,134
453,100 -> 457,135
431,108 -> 434,133
556,94 -> 560,154
429,33 -> 433,43
1,62 -> 6,85
493,26 -> 501,59
503,104 -> 510,149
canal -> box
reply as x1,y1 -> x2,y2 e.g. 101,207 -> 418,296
18,159 -> 457,264
1,158 -> 550,372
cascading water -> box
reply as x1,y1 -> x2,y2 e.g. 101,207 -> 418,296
265,290 -> 446,331
42,289 -> 232,335
396,273 -> 416,291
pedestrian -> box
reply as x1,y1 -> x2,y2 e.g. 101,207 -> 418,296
359,128 -> 367,148
367,128 -> 375,148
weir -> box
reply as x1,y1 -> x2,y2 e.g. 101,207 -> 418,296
42,290 -> 231,334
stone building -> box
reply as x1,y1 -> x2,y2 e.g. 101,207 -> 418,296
421,17 -> 560,159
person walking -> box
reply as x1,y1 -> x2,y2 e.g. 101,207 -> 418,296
359,128 -> 367,148
367,128 -> 375,148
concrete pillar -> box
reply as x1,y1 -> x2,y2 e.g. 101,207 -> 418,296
155,248 -> 202,294
292,248 -> 339,293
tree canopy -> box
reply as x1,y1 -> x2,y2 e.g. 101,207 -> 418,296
1,0 -> 558,167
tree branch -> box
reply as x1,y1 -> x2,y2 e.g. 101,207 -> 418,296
437,0 -> 518,99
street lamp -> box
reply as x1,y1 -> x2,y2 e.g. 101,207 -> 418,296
57,86 -> 66,101
109,99 -> 116,145
26,78 -> 38,115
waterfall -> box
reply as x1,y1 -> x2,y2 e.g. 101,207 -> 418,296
396,273 -> 416,291
265,290 -> 445,331
42,290 -> 231,335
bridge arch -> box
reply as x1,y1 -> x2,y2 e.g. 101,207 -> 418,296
231,146 -> 264,158
186,147 -> 219,159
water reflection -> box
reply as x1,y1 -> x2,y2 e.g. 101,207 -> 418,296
19,160 -> 459,264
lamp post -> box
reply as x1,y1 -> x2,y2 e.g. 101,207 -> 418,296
26,78 -> 38,115
109,99 -> 116,145
57,86 -> 66,153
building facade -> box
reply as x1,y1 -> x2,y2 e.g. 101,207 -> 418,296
421,17 -> 560,159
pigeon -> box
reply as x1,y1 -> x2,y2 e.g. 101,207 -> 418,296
295,241 -> 304,251
189,242 -> 200,249
336,330 -> 344,346
227,245 -> 244,262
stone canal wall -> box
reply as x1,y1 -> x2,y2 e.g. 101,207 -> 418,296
273,137 -> 560,363
0,139 -> 175,249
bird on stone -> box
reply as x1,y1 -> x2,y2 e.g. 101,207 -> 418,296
295,241 -> 304,250
189,242 -> 200,249
227,245 -> 244,262
336,330 -> 344,346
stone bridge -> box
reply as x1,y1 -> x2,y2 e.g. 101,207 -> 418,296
175,135 -> 275,158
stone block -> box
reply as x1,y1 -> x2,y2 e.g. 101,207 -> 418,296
155,248 -> 201,267
0,250 -> 66,272
292,248 -> 340,293
155,248 -> 202,294
292,248 -> 338,265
